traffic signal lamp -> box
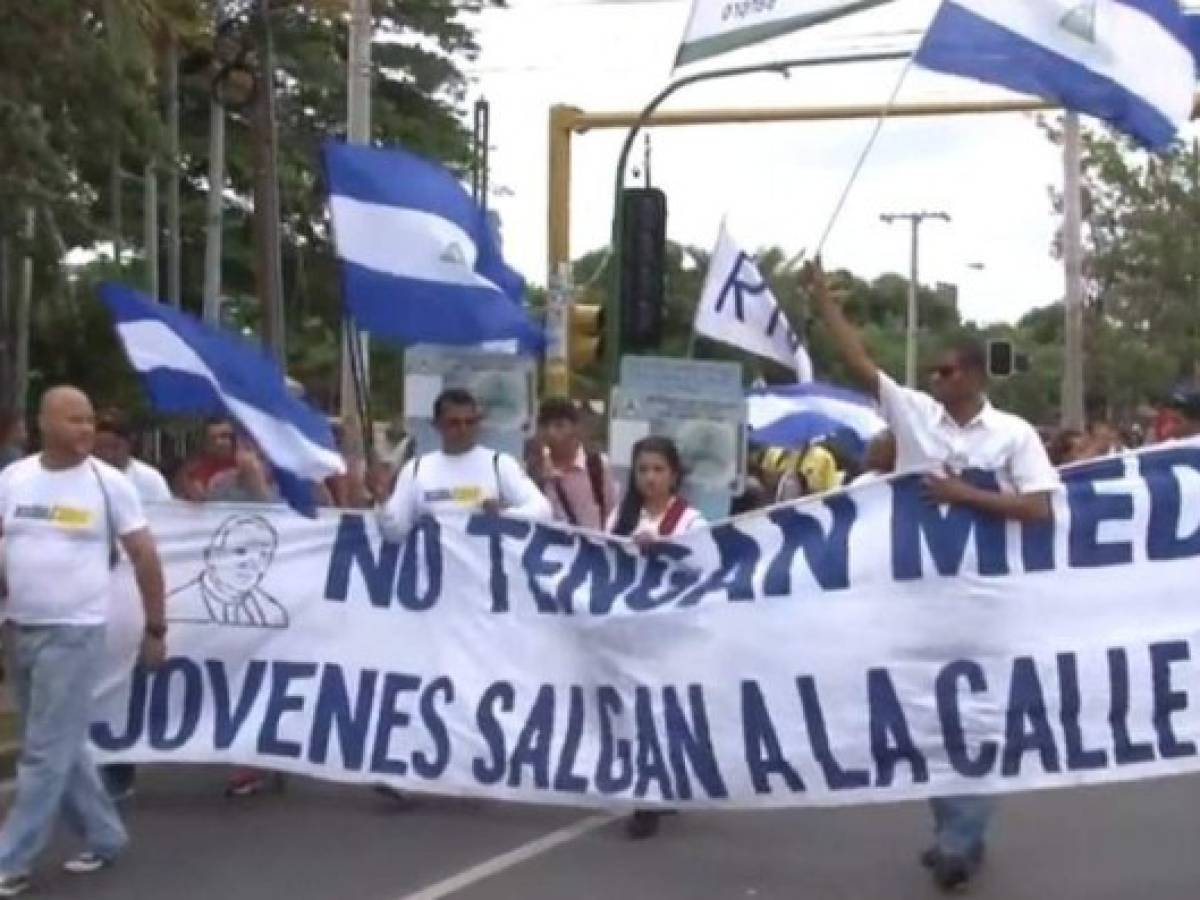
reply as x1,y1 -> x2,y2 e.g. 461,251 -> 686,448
987,339 -> 1015,378
620,188 -> 667,350
570,303 -> 604,369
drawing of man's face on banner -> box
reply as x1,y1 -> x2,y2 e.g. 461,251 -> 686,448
204,515 -> 277,595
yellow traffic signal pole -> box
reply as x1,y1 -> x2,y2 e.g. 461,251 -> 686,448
548,86 -> 1073,395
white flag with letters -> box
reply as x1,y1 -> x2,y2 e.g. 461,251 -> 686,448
693,222 -> 813,380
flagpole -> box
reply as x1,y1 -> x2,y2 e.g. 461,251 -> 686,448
1061,112 -> 1086,431
605,50 -> 910,389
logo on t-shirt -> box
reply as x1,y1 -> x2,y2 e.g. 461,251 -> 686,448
424,486 -> 484,505
13,504 -> 93,528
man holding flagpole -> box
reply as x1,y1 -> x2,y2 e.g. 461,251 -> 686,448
808,260 -> 1058,892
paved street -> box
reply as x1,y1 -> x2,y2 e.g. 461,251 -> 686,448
11,766 -> 1200,900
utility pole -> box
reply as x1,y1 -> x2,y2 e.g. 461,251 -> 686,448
14,209 -> 34,414
340,0 -> 373,461
471,97 -> 490,208
201,89 -> 226,323
880,210 -> 950,386
144,160 -> 159,300
110,153 -> 123,267
251,0 -> 286,362
1060,112 -> 1086,430
0,237 -> 10,409
166,33 -> 182,308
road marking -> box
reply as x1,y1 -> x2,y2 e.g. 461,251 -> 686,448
394,813 -> 614,900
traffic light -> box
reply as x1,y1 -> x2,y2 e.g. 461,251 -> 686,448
987,339 -> 1014,378
570,303 -> 604,369
620,188 -> 667,350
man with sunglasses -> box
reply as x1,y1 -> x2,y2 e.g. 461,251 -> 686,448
375,387 -> 550,541
808,261 -> 1058,892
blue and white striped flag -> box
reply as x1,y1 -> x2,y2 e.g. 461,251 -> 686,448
747,381 -> 886,450
323,141 -> 543,352
99,283 -> 344,516
916,0 -> 1195,150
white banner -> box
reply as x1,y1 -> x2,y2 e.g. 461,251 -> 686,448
694,222 -> 812,379
93,442 -> 1200,810
675,0 -> 897,67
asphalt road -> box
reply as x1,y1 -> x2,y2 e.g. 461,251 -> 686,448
15,766 -> 1200,900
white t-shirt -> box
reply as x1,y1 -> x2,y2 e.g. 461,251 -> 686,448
378,446 -> 551,540
124,458 -> 172,502
877,372 -> 1059,494
606,500 -> 706,538
0,456 -> 147,625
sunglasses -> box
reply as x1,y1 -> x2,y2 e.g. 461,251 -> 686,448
929,364 -> 960,379
440,415 -> 481,428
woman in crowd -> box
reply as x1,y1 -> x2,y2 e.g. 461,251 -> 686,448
607,436 -> 704,839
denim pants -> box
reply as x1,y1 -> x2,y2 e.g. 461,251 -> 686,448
930,795 -> 994,859
0,624 -> 128,876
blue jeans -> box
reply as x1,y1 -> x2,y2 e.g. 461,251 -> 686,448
0,624 -> 128,876
930,795 -> 994,859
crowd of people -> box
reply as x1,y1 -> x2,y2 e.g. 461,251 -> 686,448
2,264 -> 1200,894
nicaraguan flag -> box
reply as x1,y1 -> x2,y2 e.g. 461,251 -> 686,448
916,0 -> 1196,150
99,283 -> 345,516
747,381 -> 886,451
323,141 -> 543,352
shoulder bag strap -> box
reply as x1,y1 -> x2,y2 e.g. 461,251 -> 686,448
88,460 -> 119,570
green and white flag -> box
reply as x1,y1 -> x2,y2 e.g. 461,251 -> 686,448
675,0 -> 896,68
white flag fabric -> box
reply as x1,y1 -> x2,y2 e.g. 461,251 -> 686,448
90,441 -> 1200,809
916,0 -> 1195,150
694,222 -> 813,379
675,0 -> 896,67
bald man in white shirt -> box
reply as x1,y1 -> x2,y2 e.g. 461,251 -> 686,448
809,261 -> 1058,892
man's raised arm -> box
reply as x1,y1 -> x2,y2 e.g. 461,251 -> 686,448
805,260 -> 881,397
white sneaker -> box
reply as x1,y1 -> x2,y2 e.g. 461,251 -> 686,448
62,852 -> 113,874
0,874 -> 31,897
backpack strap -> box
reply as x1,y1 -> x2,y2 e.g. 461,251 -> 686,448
584,450 -> 608,523
657,496 -> 689,537
551,478 -> 579,526
493,451 -> 504,507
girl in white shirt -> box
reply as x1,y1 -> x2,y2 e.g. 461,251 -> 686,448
607,436 -> 703,544
607,436 -> 704,840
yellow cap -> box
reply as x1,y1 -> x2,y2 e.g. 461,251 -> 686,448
799,446 -> 844,494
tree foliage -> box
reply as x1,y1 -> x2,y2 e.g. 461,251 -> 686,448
1,0 -> 499,414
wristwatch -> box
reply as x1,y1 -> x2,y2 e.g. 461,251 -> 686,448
145,623 -> 168,639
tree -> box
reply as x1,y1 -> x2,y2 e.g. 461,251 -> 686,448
1044,118 -> 1200,420
1,0 -> 502,417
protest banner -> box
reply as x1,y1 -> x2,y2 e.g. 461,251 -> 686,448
93,442 -> 1200,810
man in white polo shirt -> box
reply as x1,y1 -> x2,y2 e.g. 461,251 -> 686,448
92,409 -> 171,802
375,387 -> 551,540
809,262 -> 1058,892
0,387 -> 166,897
370,387 -> 549,806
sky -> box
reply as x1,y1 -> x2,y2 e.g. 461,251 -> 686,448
459,0 -> 1197,326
